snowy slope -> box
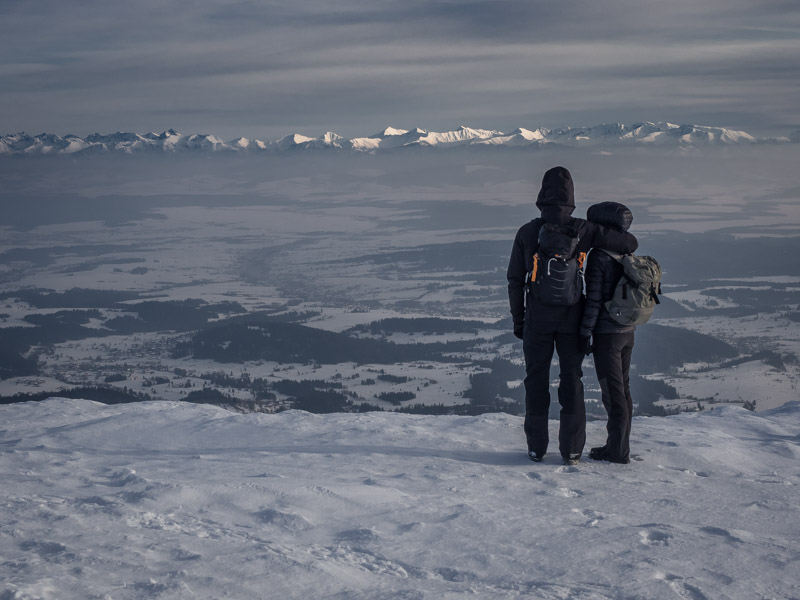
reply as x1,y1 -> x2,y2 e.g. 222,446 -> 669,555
1,399 -> 798,599
1,122 -> 791,156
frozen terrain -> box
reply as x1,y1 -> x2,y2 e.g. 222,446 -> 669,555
1,398 -> 798,599
1,145 -> 800,414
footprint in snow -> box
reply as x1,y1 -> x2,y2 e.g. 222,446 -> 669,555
638,525 -> 673,546
668,579 -> 708,600
435,566 -> 479,583
20,540 -> 71,558
699,526 -> 746,543
172,547 -> 202,561
397,521 -> 423,534
554,465 -> 580,474
573,507 -> 604,527
103,467 -> 148,487
652,572 -> 708,600
683,469 -> 710,477
254,508 -> 314,531
74,495 -> 122,515
335,527 -> 380,544
662,467 -> 709,478
555,486 -> 583,498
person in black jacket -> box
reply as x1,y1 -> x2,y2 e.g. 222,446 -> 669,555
579,201 -> 636,464
507,167 -> 638,465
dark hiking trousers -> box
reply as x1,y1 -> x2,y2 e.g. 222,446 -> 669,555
522,324 -> 586,459
593,332 -> 635,463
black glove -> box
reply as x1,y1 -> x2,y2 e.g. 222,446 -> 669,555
580,335 -> 593,355
513,322 -> 524,340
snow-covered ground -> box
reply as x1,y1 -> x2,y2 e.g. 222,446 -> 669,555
658,358 -> 799,413
651,312 -> 800,412
1,398 -> 798,599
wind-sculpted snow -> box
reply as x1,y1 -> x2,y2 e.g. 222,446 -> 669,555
1,398 -> 798,599
1,122 -> 793,156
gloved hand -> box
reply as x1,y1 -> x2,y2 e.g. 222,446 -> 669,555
513,321 -> 524,340
580,335 -> 593,355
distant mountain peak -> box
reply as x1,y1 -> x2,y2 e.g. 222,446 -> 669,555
374,127 -> 408,137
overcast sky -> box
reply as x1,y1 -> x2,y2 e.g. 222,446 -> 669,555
2,0 -> 799,140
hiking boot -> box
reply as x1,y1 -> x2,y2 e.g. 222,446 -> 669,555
590,447 -> 630,464
563,454 -> 580,466
528,451 -> 544,463
589,446 -> 608,461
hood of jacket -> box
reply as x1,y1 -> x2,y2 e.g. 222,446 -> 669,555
536,166 -> 575,210
539,205 -> 574,225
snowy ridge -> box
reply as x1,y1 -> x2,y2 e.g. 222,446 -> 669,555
1,122 -> 794,156
1,398 -> 798,598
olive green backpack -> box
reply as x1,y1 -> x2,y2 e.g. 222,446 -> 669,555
600,250 -> 662,326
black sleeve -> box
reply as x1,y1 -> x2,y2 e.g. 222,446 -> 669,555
579,251 -> 606,337
506,229 -> 528,328
585,222 -> 638,254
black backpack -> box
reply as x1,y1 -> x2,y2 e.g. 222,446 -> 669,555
526,223 -> 586,306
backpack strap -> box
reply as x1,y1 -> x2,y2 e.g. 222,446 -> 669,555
598,248 -> 624,261
650,283 -> 661,304
599,248 -> 640,289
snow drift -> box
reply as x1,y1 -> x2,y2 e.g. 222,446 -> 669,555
1,398 -> 798,599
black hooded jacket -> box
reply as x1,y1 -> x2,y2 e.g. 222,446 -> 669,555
579,202 -> 636,337
507,168 -> 639,332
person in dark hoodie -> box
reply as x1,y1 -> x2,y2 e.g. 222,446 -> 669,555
579,201 -> 637,464
507,167 -> 638,465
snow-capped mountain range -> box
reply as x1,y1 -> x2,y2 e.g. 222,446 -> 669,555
1,122 -> 796,156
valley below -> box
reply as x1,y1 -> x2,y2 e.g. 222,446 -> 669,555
2,146 -> 799,418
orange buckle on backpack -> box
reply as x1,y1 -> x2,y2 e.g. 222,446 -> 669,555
577,251 -> 587,269
531,254 -> 539,282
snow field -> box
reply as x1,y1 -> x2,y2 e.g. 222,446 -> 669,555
1,399 -> 798,599
28,326 -> 479,408
658,358 -> 799,412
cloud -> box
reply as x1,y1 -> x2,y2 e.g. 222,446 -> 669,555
1,0 -> 799,138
